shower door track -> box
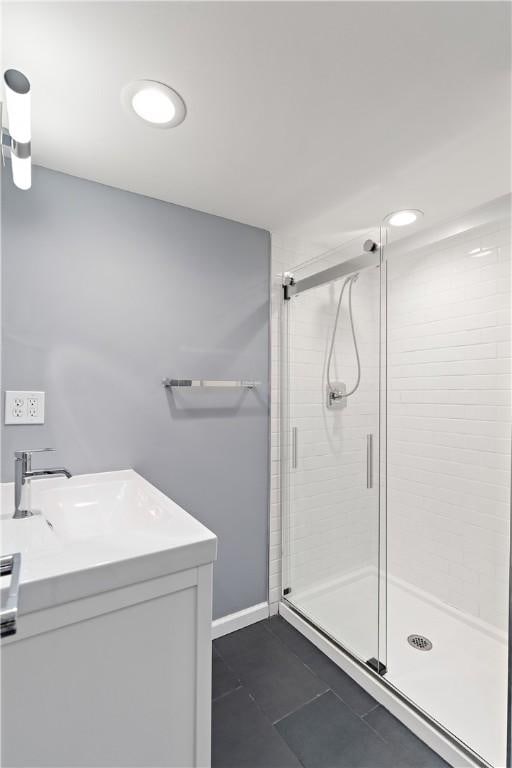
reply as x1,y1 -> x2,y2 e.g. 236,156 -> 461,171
281,598 -> 492,768
283,249 -> 380,299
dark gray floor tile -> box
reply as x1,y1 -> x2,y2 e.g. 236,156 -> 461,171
213,619 -> 448,768
364,706 -> 450,768
212,686 -> 302,768
267,615 -> 324,661
228,631 -> 329,723
304,650 -> 378,717
276,690 -> 397,768
267,616 -> 379,717
214,620 -> 275,662
212,652 -> 241,701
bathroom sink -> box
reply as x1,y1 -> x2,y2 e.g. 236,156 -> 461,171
0,469 -> 217,614
1,470 -> 217,767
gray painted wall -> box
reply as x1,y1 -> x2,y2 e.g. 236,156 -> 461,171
1,166 -> 270,620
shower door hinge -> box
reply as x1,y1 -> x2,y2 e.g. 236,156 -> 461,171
283,587 -> 292,596
366,657 -> 387,676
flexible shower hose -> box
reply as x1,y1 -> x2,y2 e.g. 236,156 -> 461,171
326,274 -> 361,399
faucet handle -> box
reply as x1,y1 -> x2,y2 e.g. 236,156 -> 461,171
14,448 -> 55,469
14,448 -> 55,460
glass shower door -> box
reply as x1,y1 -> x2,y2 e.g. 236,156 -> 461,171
282,247 -> 386,671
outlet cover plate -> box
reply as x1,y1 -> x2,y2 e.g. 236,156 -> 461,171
5,391 -> 45,424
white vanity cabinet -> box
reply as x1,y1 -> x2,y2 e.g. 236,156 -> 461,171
1,470 -> 217,768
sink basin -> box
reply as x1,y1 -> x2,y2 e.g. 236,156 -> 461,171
0,469 -> 217,614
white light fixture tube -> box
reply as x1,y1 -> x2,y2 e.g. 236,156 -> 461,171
10,154 -> 31,190
3,68 -> 31,190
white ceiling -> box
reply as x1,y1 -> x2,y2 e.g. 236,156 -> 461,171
2,1 -> 511,248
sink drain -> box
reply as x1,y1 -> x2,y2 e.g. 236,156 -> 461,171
407,634 -> 432,651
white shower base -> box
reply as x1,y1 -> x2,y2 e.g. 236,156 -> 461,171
289,570 -> 507,767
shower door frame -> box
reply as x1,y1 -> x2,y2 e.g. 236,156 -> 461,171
280,234 -> 388,676
279,213 -> 512,768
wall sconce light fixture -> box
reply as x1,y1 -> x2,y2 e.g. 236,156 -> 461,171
2,69 -> 31,190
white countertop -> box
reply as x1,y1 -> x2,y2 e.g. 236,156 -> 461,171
1,470 -> 217,614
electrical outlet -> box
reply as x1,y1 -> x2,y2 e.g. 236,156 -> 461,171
5,391 -> 45,424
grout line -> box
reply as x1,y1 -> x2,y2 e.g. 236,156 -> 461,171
361,701 -> 381,717
359,713 -> 401,748
264,619 -> 332,675
271,689 -> 331,726
266,618 -> 386,722
212,640 -> 246,680
359,704 -> 445,762
212,679 -> 305,766
325,680 -> 381,721
215,619 -> 329,707
211,683 -> 243,704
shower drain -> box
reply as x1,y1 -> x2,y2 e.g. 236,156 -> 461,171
407,634 -> 433,651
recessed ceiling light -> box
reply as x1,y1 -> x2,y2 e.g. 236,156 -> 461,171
384,209 -> 424,227
121,80 -> 186,128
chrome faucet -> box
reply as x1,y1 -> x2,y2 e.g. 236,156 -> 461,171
13,449 -> 72,519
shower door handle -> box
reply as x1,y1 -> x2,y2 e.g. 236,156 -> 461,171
292,427 -> 298,469
366,434 -> 373,489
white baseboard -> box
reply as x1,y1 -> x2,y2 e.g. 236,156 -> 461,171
212,601 -> 269,639
279,602 -> 480,768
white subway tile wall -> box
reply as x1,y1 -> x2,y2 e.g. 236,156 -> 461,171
387,222 -> 511,629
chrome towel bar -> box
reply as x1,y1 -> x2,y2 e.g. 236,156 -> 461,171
1,552 -> 21,638
162,379 -> 258,389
